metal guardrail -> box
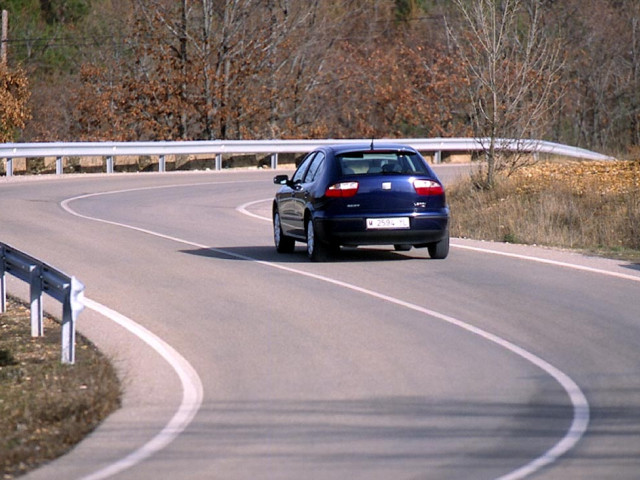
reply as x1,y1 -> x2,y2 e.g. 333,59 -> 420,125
0,138 -> 614,176
0,243 -> 85,364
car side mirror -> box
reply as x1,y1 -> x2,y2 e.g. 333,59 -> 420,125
274,174 -> 290,185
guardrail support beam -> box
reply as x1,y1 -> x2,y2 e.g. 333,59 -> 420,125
1,242 -> 85,364
0,139 -> 616,175
159,155 -> 166,172
270,153 -> 278,169
56,156 -> 63,175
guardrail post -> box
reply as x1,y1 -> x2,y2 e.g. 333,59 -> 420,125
106,155 -> 114,174
60,277 -> 85,364
0,272 -> 5,313
0,245 -> 6,313
6,157 -> 13,176
56,156 -> 63,175
29,265 -> 43,337
434,151 -> 442,164
215,153 -> 222,170
270,153 -> 278,169
159,155 -> 166,172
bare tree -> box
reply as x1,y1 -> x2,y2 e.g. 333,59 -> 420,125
447,0 -> 565,188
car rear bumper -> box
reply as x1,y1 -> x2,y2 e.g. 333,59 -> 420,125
314,211 -> 449,246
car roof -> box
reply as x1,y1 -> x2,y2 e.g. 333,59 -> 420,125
323,143 -> 419,155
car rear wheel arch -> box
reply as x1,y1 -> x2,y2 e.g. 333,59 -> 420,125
273,208 -> 295,253
305,211 -> 332,262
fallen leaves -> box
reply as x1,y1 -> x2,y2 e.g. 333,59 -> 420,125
512,160 -> 640,196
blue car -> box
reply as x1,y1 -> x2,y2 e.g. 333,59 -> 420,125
272,143 -> 450,261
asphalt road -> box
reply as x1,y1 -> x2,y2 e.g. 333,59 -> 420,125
2,166 -> 639,480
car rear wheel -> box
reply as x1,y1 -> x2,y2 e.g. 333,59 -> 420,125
427,231 -> 449,259
274,211 -> 295,253
306,217 -> 328,262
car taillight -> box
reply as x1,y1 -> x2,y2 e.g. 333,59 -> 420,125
325,181 -> 359,198
413,179 -> 444,196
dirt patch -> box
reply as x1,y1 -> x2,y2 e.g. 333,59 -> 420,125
0,297 -> 121,478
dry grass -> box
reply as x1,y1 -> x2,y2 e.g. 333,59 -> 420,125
448,159 -> 640,261
0,297 -> 120,478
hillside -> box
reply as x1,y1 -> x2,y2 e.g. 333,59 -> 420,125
1,0 -> 638,158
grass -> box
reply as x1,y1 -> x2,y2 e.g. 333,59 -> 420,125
0,297 -> 121,479
448,159 -> 640,262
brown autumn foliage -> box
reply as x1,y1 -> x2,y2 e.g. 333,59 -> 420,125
330,40 -> 471,138
67,1 -> 471,142
0,63 -> 30,142
3,0 -> 639,157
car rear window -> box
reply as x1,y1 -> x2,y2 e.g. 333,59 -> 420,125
337,151 -> 430,176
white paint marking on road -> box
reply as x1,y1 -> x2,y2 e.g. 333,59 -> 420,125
77,298 -> 203,480
237,198 -> 273,222
453,243 -> 640,283
234,253 -> 590,480
239,197 -> 640,284
63,188 -> 591,480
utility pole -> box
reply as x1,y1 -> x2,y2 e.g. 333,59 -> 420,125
1,10 -> 7,65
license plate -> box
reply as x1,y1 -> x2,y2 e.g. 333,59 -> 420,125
366,217 -> 410,229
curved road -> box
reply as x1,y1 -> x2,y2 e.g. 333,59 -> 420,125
1,168 -> 639,479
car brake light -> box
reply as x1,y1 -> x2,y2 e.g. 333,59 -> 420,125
326,181 -> 359,197
413,179 -> 444,196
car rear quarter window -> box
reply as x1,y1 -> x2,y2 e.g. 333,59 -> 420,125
304,152 -> 325,183
337,152 -> 430,176
293,152 -> 316,183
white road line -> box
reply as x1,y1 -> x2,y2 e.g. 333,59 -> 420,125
78,299 -> 204,480
65,188 -> 590,480
453,244 -> 640,283
241,254 -> 590,480
237,198 -> 273,221
238,198 -> 592,479
238,198 -> 640,283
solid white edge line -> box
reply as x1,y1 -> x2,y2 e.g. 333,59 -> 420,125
453,244 -> 640,283
66,188 -> 591,480
237,198 -> 273,222
238,197 -> 593,479
244,258 -> 590,480
238,198 -> 640,283
77,298 -> 203,480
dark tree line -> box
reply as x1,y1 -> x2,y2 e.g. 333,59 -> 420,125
1,0 -> 639,159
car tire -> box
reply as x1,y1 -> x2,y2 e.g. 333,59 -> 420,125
274,211 -> 295,253
427,231 -> 449,259
306,217 -> 328,262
